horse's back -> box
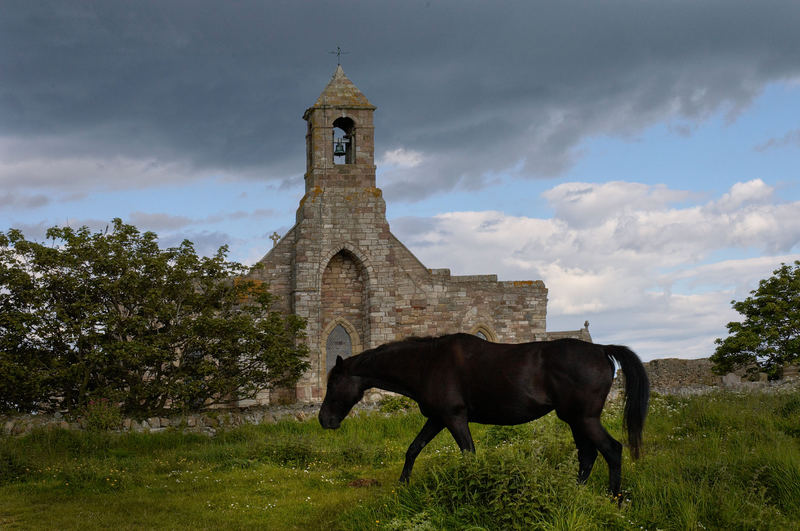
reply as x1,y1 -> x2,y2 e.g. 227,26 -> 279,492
436,336 -> 615,424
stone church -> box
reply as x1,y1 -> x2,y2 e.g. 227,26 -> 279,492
251,66 -> 590,403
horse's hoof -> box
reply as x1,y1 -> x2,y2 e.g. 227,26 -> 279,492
609,491 -> 624,508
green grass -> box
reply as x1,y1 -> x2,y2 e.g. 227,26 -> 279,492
2,390 -> 799,529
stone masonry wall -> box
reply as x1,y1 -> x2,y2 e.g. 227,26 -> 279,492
321,250 -> 367,344
611,357 -> 800,396
644,358 -> 721,390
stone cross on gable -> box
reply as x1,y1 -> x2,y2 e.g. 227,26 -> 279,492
269,232 -> 281,247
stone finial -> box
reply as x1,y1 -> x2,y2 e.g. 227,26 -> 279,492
270,232 -> 281,247
584,320 -> 589,329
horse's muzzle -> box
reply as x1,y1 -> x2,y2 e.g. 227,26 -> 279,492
318,411 -> 341,430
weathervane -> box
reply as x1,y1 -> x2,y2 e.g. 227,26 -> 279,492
329,46 -> 350,66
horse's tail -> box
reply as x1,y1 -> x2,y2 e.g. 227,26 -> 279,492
604,345 -> 650,459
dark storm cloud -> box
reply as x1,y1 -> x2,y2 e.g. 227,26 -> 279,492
2,0 -> 800,200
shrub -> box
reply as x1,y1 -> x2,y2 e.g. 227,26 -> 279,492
82,398 -> 122,431
0,220 -> 310,416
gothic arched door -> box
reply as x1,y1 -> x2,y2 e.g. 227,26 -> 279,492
326,324 -> 352,374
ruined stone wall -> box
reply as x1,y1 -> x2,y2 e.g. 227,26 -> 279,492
252,227 -> 296,315
389,266 -> 548,342
644,358 -> 721,390
613,357 -> 800,394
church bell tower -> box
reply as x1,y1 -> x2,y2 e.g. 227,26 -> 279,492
302,64 -> 377,193
289,65 -> 394,402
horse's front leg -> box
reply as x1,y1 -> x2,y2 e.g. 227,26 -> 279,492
400,417 -> 444,483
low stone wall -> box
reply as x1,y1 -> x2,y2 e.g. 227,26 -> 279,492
610,357 -> 799,396
645,358 -> 721,389
0,395 -> 397,438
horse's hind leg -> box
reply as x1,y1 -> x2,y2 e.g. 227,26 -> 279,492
443,416 -> 476,454
569,423 -> 599,483
579,417 -> 623,496
400,418 -> 444,483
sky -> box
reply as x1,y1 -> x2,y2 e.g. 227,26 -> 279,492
2,1 -> 800,361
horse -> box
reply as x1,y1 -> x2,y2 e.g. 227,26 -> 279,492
318,333 -> 649,496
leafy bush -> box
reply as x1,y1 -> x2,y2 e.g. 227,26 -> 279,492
82,398 -> 122,431
354,446 -> 621,530
0,220 -> 309,416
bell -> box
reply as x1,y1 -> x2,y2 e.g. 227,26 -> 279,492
333,140 -> 346,156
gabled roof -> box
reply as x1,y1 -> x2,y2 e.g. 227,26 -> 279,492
308,65 -> 376,110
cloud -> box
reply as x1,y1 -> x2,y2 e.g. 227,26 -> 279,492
127,212 -> 194,231
390,180 -> 800,359
126,209 -> 277,232
542,181 -> 693,228
378,148 -> 424,169
754,129 -> 800,151
0,136 -> 202,193
0,191 -> 50,209
158,230 -> 238,258
2,1 -> 800,200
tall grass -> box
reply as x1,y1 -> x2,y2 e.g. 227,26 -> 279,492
1,390 -> 799,529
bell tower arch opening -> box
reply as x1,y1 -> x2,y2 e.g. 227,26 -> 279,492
332,116 -> 355,165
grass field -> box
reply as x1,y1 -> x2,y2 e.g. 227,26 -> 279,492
1,389 -> 799,530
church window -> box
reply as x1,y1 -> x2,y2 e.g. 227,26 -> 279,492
471,325 -> 496,342
332,117 -> 355,164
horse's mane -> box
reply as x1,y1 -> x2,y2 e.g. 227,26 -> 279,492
374,335 -> 439,351
347,334 -> 444,371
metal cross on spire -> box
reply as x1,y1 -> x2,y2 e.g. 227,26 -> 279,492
329,46 -> 350,66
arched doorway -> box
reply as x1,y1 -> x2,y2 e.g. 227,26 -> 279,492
326,324 -> 352,374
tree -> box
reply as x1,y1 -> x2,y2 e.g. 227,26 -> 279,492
711,261 -> 800,379
0,219 -> 309,415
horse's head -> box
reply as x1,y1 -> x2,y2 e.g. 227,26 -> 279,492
318,355 -> 364,429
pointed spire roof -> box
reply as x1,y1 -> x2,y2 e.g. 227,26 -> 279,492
309,65 -> 376,111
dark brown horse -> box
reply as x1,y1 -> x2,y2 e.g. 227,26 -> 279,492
318,333 -> 649,495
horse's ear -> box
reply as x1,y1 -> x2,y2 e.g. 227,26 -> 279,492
335,355 -> 344,366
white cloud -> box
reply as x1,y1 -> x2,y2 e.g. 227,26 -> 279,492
378,148 -> 424,169
543,181 -> 693,228
715,178 -> 774,211
391,180 -> 800,360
